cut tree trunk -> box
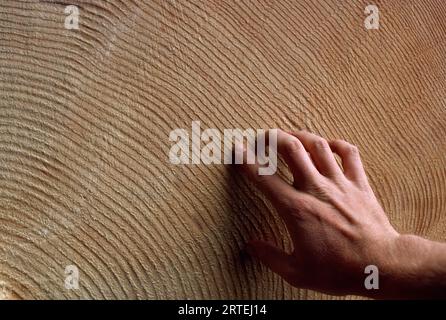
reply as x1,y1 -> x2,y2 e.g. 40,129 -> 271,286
0,0 -> 445,299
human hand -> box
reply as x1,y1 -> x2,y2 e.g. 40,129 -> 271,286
238,130 -> 435,298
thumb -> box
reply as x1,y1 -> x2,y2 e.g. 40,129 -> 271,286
246,240 -> 296,280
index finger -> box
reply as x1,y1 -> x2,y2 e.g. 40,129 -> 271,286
235,142 -> 296,206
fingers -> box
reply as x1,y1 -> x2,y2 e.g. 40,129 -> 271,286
234,139 -> 317,231
290,131 -> 343,178
236,142 -> 296,205
246,240 -> 296,282
329,139 -> 368,186
238,129 -> 367,190
276,130 -> 319,184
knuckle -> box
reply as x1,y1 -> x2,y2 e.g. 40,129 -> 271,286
332,139 -> 346,147
286,138 -> 304,153
314,138 -> 329,149
333,139 -> 359,155
347,144 -> 359,156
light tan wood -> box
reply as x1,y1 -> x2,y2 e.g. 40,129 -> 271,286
0,0 -> 445,299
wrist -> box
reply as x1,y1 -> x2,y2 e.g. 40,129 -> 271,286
373,234 -> 446,299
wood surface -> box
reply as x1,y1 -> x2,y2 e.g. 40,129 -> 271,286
0,0 -> 445,299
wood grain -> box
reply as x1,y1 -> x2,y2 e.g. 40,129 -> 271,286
0,0 -> 445,299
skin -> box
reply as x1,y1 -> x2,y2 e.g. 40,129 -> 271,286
238,130 -> 446,299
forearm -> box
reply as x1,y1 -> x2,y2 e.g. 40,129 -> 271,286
369,235 -> 446,299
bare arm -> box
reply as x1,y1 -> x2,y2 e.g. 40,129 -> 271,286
238,130 -> 446,299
